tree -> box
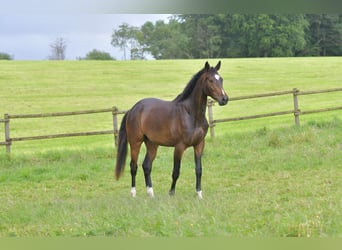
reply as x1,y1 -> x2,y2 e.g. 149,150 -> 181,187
111,23 -> 143,60
177,14 -> 226,58
305,14 -> 342,56
83,49 -> 115,60
139,19 -> 190,59
0,52 -> 13,60
228,14 -> 308,57
49,37 -> 67,60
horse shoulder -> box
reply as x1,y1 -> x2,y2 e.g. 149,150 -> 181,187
175,104 -> 208,146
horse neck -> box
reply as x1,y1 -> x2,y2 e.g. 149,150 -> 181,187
186,79 -> 208,119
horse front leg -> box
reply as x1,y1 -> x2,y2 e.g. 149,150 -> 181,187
194,140 -> 205,199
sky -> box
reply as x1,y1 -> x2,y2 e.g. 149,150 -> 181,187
0,14 -> 172,60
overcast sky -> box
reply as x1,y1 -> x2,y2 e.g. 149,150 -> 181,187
0,14 -> 171,60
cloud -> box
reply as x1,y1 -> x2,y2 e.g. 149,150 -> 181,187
0,14 -> 171,60
0,0 -> 181,13
1,0 -> 97,13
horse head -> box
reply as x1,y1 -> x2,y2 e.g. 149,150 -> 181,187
202,61 -> 228,106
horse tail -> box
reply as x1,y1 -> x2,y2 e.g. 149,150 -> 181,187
115,112 -> 128,180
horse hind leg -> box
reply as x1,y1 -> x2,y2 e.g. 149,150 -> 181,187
142,140 -> 158,197
129,141 -> 142,197
169,144 -> 186,196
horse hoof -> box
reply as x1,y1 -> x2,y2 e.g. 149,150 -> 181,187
196,190 -> 203,199
130,187 -> 137,197
169,190 -> 175,196
147,187 -> 154,198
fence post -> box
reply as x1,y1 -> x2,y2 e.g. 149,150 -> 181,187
293,88 -> 300,126
4,114 -> 11,153
207,99 -> 215,138
112,106 -> 119,147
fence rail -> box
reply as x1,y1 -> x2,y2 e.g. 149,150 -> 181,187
207,87 -> 342,137
0,106 -> 126,153
6,108 -> 116,119
1,87 -> 341,152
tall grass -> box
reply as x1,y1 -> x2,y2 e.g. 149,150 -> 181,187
0,118 -> 341,237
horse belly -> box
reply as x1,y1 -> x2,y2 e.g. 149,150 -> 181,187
147,118 -> 179,146
140,100 -> 180,146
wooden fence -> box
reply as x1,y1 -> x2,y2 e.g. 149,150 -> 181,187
0,107 -> 126,153
1,87 -> 341,152
207,87 -> 342,137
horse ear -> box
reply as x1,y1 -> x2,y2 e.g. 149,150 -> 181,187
215,61 -> 221,71
205,61 -> 210,71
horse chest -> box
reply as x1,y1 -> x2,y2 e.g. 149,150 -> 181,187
183,119 -> 208,146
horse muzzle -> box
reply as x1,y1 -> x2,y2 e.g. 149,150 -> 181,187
218,95 -> 228,106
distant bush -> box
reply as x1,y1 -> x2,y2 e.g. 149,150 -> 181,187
0,52 -> 13,60
82,49 -> 115,60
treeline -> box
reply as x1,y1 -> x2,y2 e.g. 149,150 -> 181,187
112,14 -> 342,59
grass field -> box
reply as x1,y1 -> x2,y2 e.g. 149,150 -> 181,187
0,58 -> 341,237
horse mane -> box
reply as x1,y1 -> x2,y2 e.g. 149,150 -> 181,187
173,68 -> 206,103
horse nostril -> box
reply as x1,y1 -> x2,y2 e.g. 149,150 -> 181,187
219,88 -> 228,105
219,96 -> 228,106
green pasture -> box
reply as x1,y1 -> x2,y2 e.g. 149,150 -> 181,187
0,58 -> 341,237
0,57 -> 341,151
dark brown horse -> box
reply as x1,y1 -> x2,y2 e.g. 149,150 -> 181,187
115,61 -> 228,198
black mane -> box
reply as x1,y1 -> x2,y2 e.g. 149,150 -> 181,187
173,68 -> 206,103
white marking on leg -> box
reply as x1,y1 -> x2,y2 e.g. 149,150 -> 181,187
130,187 -> 137,197
197,190 -> 203,199
147,187 -> 154,198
